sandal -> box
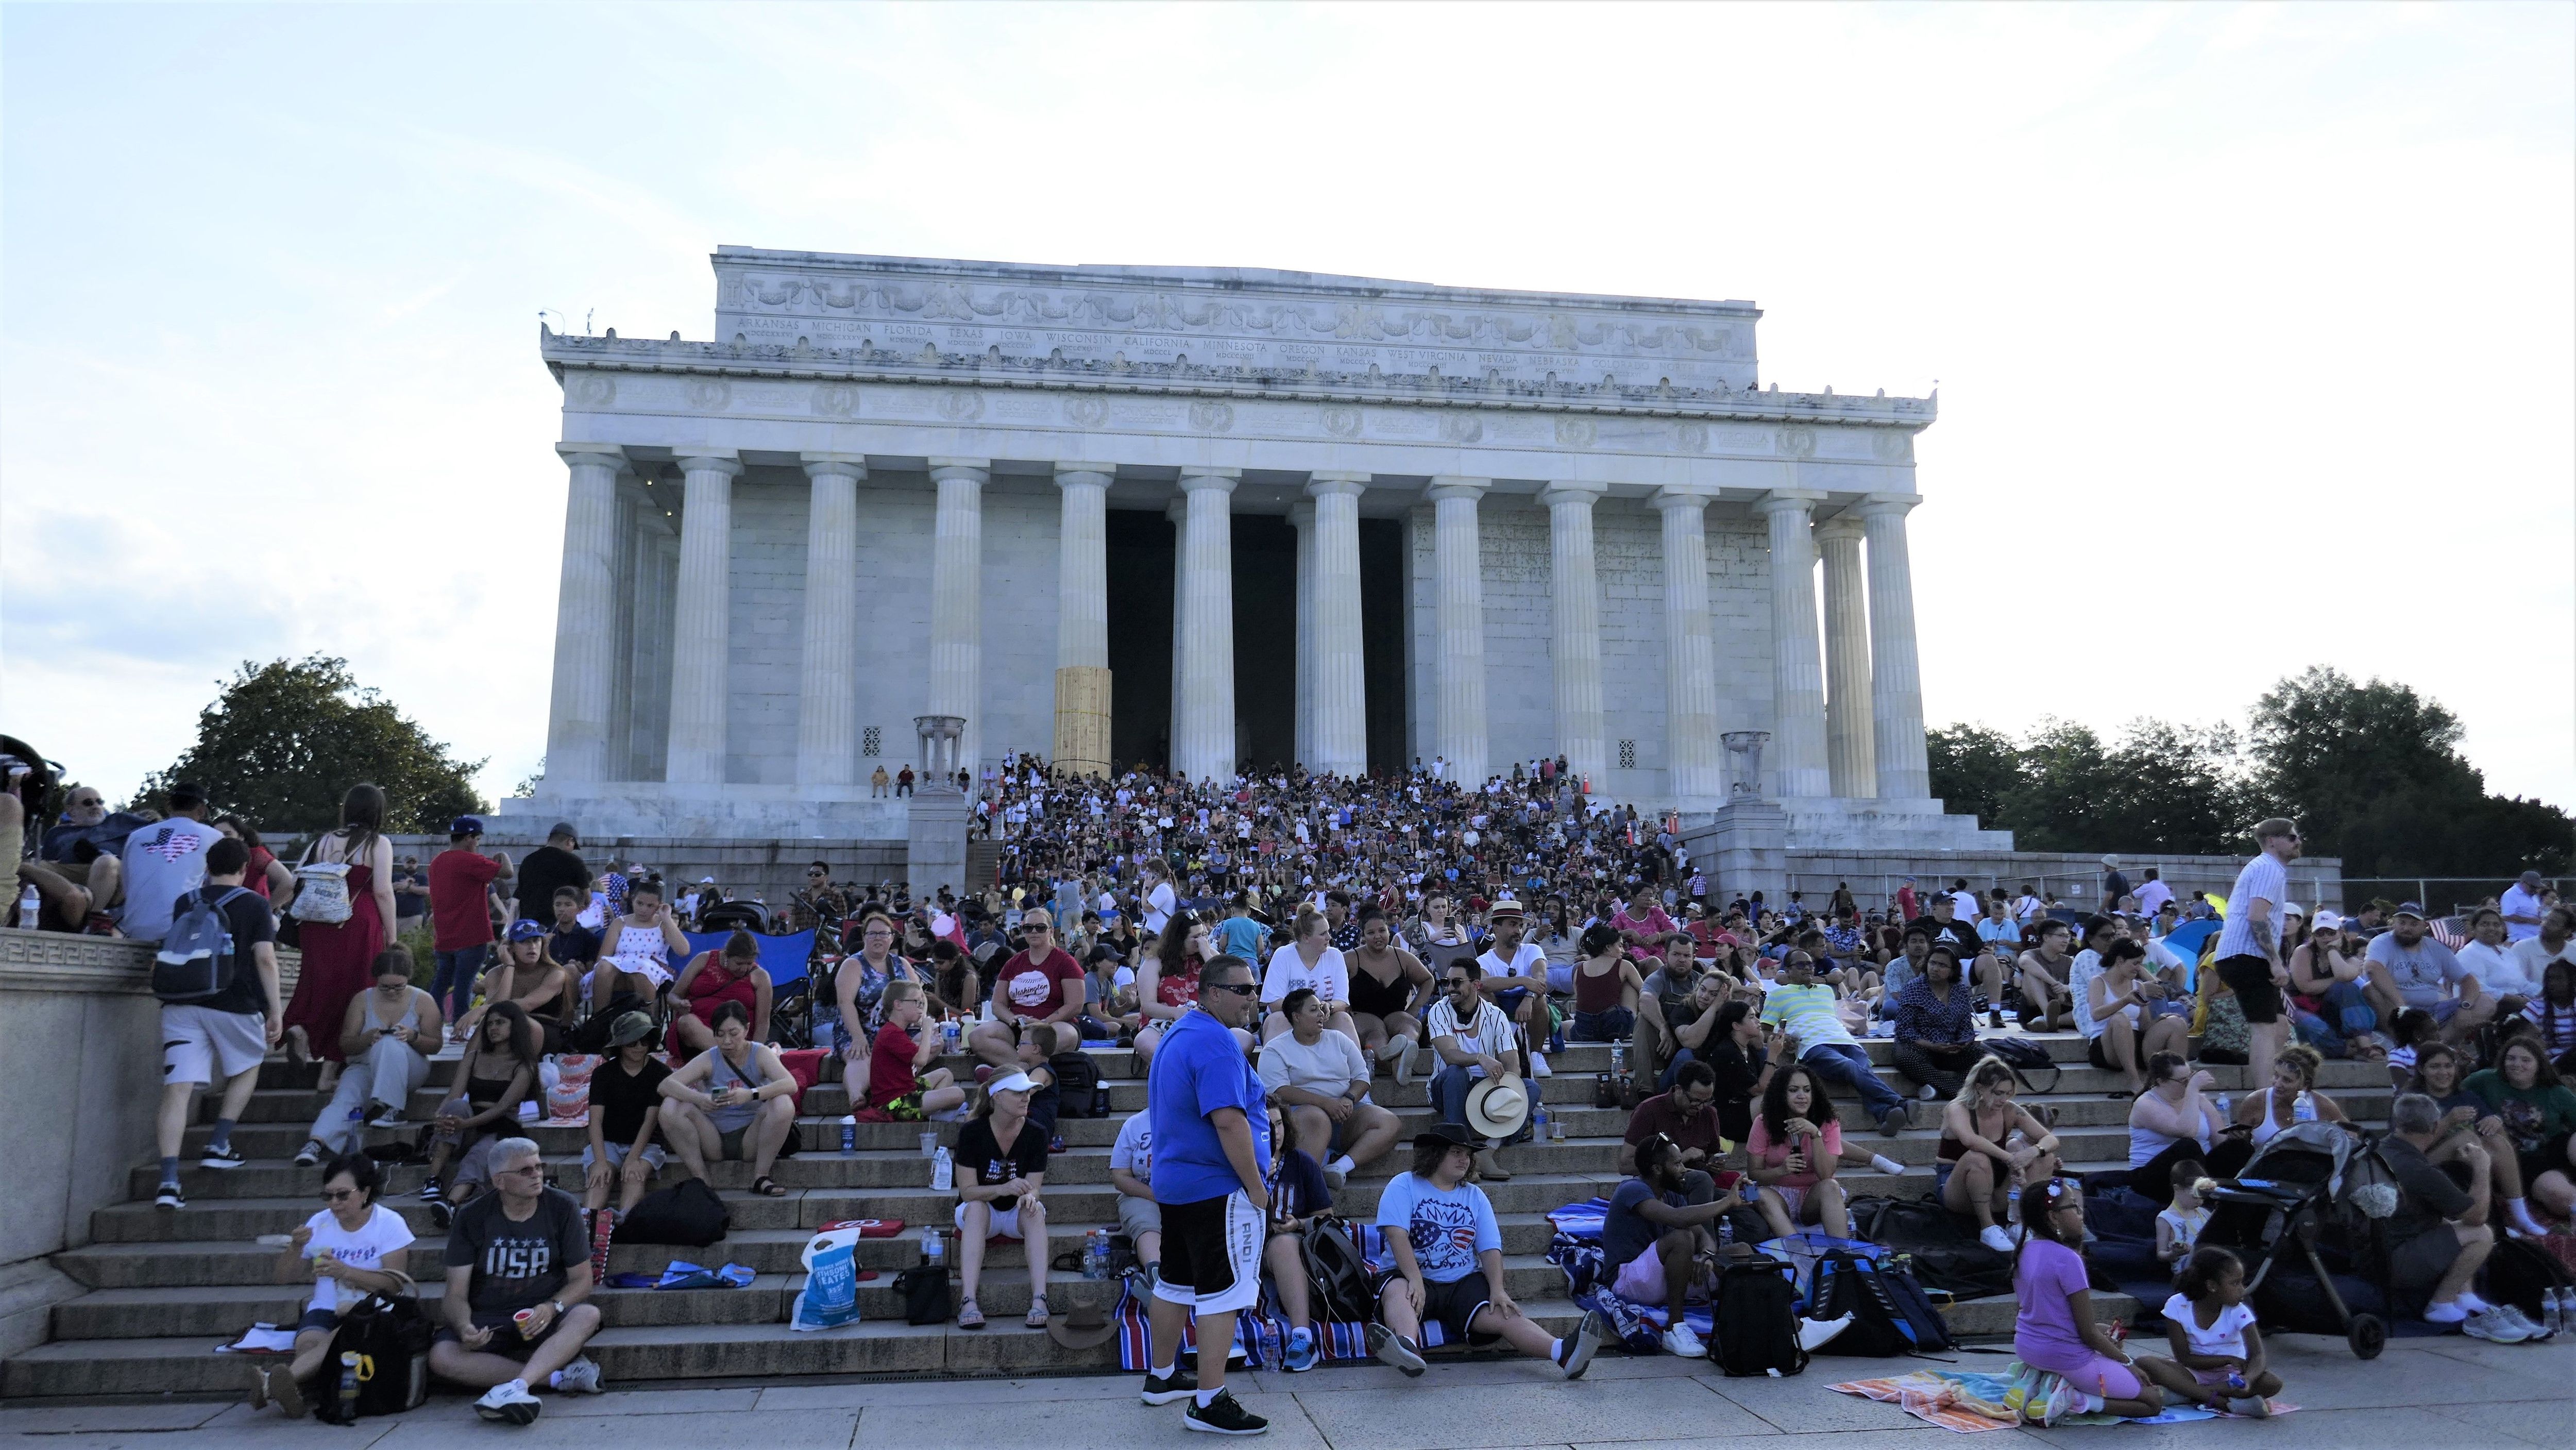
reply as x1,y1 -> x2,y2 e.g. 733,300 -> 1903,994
750,1175 -> 787,1198
957,1299 -> 985,1329
1025,1295 -> 1049,1328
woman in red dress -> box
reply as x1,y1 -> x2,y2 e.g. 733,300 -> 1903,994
282,784 -> 398,1091
670,931 -> 775,1054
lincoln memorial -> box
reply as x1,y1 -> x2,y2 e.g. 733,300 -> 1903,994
509,247 -> 2000,854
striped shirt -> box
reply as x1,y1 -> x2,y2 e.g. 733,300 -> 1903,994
1423,997 -> 1516,1078
2214,854 -> 2287,960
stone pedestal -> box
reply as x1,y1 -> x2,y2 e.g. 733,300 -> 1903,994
906,714 -> 971,898
1702,799 -> 1790,904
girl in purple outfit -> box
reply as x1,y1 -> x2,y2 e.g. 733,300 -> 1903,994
2011,1178 -> 2186,1424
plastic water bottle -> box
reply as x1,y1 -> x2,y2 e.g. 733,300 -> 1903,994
1611,1042 -> 1628,1079
2214,1093 -> 2231,1126
922,1223 -> 944,1268
13,883 -> 37,928
929,1145 -> 954,1193
1719,1217 -> 1735,1253
1532,1104 -> 1549,1143
336,1351 -> 361,1416
2546,1288 -> 2567,1335
839,1115 -> 857,1155
942,1019 -> 960,1053
1093,1080 -> 1110,1119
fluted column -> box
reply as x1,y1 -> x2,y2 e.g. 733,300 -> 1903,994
1858,493 -> 1931,800
1287,501 -> 1316,769
546,444 -> 624,785
1173,470 -> 1241,783
1815,512 -> 1877,800
1652,487 -> 1725,801
1427,477 -> 1490,787
1538,482 -> 1609,789
1307,472 -> 1370,779
926,457 -> 989,772
1166,497 -> 1188,761
665,449 -> 742,783
795,453 -> 866,787
1756,491 -> 1832,799
1052,464 -> 1114,779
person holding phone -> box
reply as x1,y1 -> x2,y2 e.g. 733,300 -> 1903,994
2125,1052 -> 2227,1205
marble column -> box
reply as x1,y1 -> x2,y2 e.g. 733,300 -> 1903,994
545,444 -> 624,785
1172,470 -> 1241,782
794,453 -> 866,788
1755,491 -> 1832,799
1537,482 -> 1608,790
1427,477 -> 1490,787
664,449 -> 741,784
926,457 -> 988,774
1815,512 -> 1877,800
1858,493 -> 1932,800
1652,487 -> 1725,801
1306,471 -> 1370,779
1166,496 -> 1188,760
1052,464 -> 1114,779
1287,501 -> 1316,769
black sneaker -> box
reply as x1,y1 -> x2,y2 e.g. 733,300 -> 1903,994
198,1144 -> 247,1170
1140,1363 -> 1200,1406
154,1183 -> 185,1210
1367,1322 -> 1426,1377
429,1197 -> 453,1230
1556,1309 -> 1609,1380
1180,1389 -> 1268,1436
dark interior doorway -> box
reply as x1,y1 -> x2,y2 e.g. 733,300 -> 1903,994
1360,517 -> 1408,775
1105,510 -> 1174,772
1231,514 -> 1296,770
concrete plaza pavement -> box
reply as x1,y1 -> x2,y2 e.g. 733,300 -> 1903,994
2,1333 -> 2566,1450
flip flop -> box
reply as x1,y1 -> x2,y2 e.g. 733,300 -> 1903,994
750,1176 -> 787,1198
1025,1295 -> 1050,1328
957,1299 -> 985,1329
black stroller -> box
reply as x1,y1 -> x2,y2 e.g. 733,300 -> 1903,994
2200,1122 -> 2392,1359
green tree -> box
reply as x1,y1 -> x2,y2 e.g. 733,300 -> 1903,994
1927,723 -> 2020,826
141,655 -> 486,832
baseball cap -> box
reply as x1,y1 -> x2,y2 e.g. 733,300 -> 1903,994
2394,902 -> 2428,920
2313,909 -> 2345,930
448,815 -> 483,835
506,919 -> 548,942
548,821 -> 580,843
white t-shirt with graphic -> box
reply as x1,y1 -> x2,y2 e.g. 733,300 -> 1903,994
300,1202 -> 416,1314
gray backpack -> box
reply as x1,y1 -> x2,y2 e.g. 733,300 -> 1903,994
155,887 -> 253,1003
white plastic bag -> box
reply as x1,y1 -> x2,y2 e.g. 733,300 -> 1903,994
789,1224 -> 865,1331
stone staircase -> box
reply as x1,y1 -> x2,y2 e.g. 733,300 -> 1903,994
2,1033 -> 2392,1399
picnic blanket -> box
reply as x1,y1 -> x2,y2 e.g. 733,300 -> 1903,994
1830,1363 -> 2294,1432
1111,1222 -> 1451,1371
1546,1196 -> 1723,1350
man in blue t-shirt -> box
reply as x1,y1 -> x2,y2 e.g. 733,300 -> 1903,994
1141,954 -> 1272,1435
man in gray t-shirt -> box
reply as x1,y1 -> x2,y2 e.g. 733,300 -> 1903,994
116,785 -> 222,940
2211,818 -> 2300,1090
2364,904 -> 2491,1033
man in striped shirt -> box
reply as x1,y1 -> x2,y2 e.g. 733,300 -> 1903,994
2211,818 -> 2301,1090
1424,959 -> 1521,1181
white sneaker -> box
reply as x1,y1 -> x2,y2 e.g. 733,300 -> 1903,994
2462,1309 -> 2531,1344
1798,1313 -> 1854,1352
553,1355 -> 605,1394
1660,1322 -> 1706,1357
1870,1154 -> 1905,1176
2033,1378 -> 2079,1426
1918,1084 -> 1939,1101
474,1380 -> 542,1424
1980,1224 -> 2017,1254
1529,1051 -> 1551,1078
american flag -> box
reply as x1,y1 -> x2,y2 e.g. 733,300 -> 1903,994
2428,916 -> 2469,950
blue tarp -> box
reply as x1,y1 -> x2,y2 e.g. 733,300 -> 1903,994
681,929 -> 818,988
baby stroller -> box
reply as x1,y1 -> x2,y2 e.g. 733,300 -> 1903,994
2200,1121 -> 2391,1358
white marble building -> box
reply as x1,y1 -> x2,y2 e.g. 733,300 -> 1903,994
509,247 -> 2005,850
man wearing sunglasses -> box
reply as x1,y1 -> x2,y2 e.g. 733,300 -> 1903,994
2211,818 -> 2303,1090
428,1137 -> 604,1423
967,907 -> 1086,1070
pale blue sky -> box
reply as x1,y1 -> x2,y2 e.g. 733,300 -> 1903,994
5,3 -> 2569,813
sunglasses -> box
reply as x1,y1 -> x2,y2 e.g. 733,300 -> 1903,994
1204,980 -> 1258,997
319,1187 -> 360,1203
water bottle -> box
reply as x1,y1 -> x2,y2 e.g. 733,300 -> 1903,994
336,1351 -> 361,1416
922,1223 -> 944,1268
13,882 -> 36,928
930,1145 -> 954,1193
942,1019 -> 961,1053
839,1115 -> 857,1155
1092,1080 -> 1110,1119
1532,1105 -> 1549,1143
1611,1042 -> 1628,1079
2214,1092 -> 2231,1127
2546,1288 -> 2567,1335
1719,1217 -> 1735,1254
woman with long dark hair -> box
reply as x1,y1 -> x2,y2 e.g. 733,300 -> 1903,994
419,1001 -> 538,1225
1745,1062 -> 1851,1238
280,784 -> 397,1090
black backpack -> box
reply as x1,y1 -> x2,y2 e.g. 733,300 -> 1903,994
613,1176 -> 730,1247
1845,1196 -> 2015,1300
1297,1215 -> 1376,1325
1049,1051 -> 1102,1118
153,886 -> 253,1004
1710,1255 -> 1807,1377
1979,1036 -> 2061,1092
2482,1237 -> 2575,1320
1807,1250 -> 1956,1357
896,1264 -> 953,1325
311,1283 -> 434,1422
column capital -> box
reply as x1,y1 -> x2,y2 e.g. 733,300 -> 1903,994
1052,462 -> 1116,487
1306,471 -> 1369,499
1753,488 -> 1827,517
1286,499 -> 1316,528
928,457 -> 990,484
556,443 -> 626,470
673,449 -> 742,477
1814,510 -> 1867,543
800,452 -> 869,481
1649,484 -> 1719,513
1854,492 -> 1922,518
1179,468 -> 1241,494
1425,475 -> 1489,503
1536,481 -> 1608,507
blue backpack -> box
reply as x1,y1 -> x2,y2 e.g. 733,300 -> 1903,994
154,887 -> 253,1003
1808,1249 -> 1957,1357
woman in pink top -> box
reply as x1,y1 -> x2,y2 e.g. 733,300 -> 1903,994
1744,1063 -> 1851,1239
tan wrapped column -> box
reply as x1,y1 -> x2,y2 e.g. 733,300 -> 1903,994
1051,464 -> 1114,778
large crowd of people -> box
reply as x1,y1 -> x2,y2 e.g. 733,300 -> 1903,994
8,763 -> 2574,1430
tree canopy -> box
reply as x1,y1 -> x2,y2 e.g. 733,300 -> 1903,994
140,655 -> 486,833
1930,667 -> 2569,875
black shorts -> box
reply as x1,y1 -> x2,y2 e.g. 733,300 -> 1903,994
434,1309 -> 576,1362
2215,955 -> 2282,1024
1151,1190 -> 1263,1316
2086,1036 -> 2116,1071
1375,1268 -> 1500,1345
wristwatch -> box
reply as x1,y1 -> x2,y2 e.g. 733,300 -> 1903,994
550,1300 -> 565,1316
